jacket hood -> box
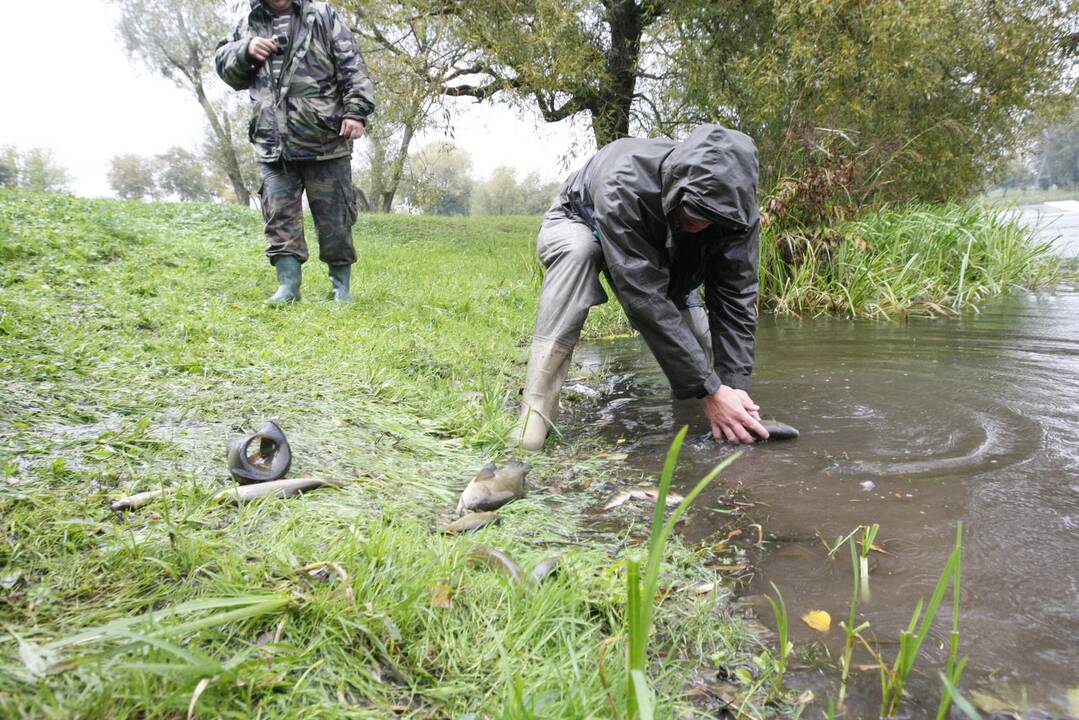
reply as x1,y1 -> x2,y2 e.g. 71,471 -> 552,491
250,0 -> 305,12
661,124 -> 759,229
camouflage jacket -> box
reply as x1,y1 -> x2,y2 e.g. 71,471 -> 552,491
215,0 -> 375,163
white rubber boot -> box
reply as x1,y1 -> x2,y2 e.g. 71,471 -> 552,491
517,340 -> 573,451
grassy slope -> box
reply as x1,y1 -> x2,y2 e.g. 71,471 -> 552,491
0,192 -> 757,719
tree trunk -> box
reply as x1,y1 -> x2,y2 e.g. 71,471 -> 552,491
592,0 -> 644,147
381,121 -> 416,213
194,79 -> 252,207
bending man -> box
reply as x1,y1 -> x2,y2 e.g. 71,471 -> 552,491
518,124 -> 770,450
215,0 -> 375,304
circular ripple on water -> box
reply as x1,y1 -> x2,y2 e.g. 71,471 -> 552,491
767,367 -> 1045,479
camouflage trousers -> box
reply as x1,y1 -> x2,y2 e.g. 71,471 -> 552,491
258,156 -> 358,266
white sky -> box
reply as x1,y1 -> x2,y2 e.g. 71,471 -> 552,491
0,0 -> 592,198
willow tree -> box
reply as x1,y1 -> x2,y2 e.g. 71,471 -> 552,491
429,0 -> 675,147
658,0 -> 1079,218
113,0 -> 253,206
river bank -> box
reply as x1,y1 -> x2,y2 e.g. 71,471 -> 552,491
0,191 -> 774,718
0,191 -> 1068,718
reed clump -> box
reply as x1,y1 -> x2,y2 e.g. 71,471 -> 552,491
760,204 -> 1067,319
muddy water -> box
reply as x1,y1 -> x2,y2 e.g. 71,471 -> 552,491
574,219 -> 1079,714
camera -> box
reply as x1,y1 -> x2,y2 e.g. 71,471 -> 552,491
273,34 -> 288,54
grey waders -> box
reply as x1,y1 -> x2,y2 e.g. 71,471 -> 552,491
267,255 -> 302,305
516,340 -> 573,451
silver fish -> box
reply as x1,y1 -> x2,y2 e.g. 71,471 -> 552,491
212,477 -> 342,503
456,460 -> 530,514
110,489 -> 167,511
440,511 -> 501,535
467,545 -> 524,584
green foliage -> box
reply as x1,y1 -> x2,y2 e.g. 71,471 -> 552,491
402,141 -> 475,215
472,167 -> 560,216
108,153 -> 158,201
666,0 -> 1078,216
156,146 -> 220,202
759,203 -> 1067,318
0,147 -> 71,194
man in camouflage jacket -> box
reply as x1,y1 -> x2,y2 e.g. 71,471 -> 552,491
215,0 -> 376,303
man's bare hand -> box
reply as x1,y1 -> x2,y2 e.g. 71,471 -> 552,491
247,37 -> 277,63
339,118 -> 365,140
703,386 -> 769,444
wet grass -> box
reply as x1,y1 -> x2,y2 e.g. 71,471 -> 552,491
760,204 -> 1068,319
0,190 -> 760,718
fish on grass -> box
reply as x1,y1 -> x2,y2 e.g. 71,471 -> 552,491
439,511 -> 500,534
456,460 -> 531,514
467,545 -> 562,587
603,485 -> 686,511
110,489 -> 167,511
212,477 -> 344,503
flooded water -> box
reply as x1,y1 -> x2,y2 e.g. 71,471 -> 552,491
575,205 -> 1079,716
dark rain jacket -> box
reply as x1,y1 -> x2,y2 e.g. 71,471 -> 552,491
214,0 -> 375,163
558,124 -> 760,399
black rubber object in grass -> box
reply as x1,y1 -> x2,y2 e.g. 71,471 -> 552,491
227,421 -> 293,484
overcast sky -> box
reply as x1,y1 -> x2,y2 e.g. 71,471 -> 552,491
0,0 -> 593,198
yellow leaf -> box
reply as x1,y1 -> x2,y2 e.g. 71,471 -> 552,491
801,610 -> 832,633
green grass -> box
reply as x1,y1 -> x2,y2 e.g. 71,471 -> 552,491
760,203 -> 1067,319
0,190 -> 757,718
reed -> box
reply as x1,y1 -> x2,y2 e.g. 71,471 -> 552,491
624,427 -> 740,719
760,204 -> 1067,319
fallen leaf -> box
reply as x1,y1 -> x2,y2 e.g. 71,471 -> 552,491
801,610 -> 832,633
795,690 -> 815,705
430,584 -> 453,609
692,582 -> 715,595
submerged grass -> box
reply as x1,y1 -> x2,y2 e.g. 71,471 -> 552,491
0,191 -> 756,718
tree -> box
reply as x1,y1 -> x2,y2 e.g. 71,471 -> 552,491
201,99 -> 260,205
108,154 -> 158,200
433,0 -> 674,147
0,146 -> 19,188
472,167 -> 559,214
659,0 -> 1079,219
113,0 -> 253,206
401,141 -> 473,215
471,166 -> 522,215
19,149 -> 70,194
157,146 -> 220,201
1038,115 -> 1079,189
341,1 -> 474,212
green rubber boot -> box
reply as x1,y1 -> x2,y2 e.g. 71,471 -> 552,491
267,256 -> 302,305
328,264 -> 352,302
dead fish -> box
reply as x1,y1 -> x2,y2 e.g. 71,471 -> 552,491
603,486 -> 685,510
530,556 -> 561,585
467,545 -> 524,584
456,460 -> 530,513
439,511 -> 500,535
212,477 -> 342,503
110,489 -> 167,511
